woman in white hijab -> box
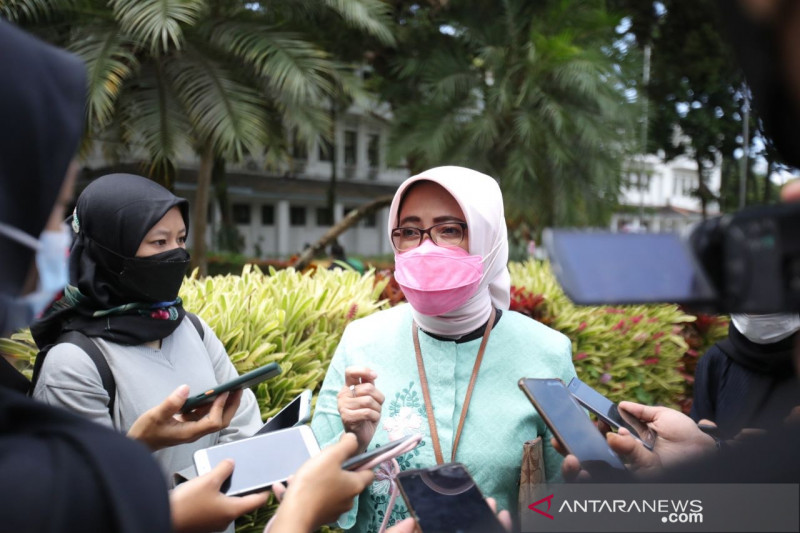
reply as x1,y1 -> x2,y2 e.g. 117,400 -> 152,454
311,166 -> 576,532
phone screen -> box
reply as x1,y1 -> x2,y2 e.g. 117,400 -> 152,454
519,378 -> 625,472
181,362 -> 281,414
397,463 -> 506,533
254,390 -> 311,436
567,377 -> 656,450
544,229 -> 718,306
193,426 -> 319,496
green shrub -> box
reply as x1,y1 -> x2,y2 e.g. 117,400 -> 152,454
508,260 -> 717,408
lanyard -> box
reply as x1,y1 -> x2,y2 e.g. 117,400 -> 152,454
412,307 -> 496,465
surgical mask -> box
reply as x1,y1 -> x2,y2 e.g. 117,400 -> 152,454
394,240 -> 483,316
0,221 -> 71,318
730,313 -> 800,344
117,247 -> 190,303
23,225 -> 71,316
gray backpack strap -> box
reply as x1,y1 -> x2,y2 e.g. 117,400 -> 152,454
186,312 -> 205,340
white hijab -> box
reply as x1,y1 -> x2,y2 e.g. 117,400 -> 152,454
388,166 -> 511,336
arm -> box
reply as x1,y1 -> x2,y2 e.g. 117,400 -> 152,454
199,317 -> 264,441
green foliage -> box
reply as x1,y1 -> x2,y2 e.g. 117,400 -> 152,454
509,260 -> 723,408
371,0 -> 637,229
179,265 -> 388,420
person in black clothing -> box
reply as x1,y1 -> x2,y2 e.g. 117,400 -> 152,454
691,315 -> 799,439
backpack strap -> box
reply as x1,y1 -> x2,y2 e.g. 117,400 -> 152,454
32,331 -> 116,416
186,312 -> 205,341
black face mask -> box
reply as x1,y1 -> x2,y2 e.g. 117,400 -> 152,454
117,248 -> 190,303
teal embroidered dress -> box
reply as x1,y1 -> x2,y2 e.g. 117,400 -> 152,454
311,304 -> 576,532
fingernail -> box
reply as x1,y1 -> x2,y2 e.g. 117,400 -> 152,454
177,384 -> 190,398
369,371 -> 377,379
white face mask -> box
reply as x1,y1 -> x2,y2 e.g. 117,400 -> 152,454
23,224 -> 71,315
730,313 -> 800,345
0,221 -> 71,318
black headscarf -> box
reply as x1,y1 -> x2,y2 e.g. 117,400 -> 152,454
0,21 -> 171,533
0,20 -> 85,334
32,173 -> 191,346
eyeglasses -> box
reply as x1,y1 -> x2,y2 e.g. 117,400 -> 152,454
391,222 -> 467,251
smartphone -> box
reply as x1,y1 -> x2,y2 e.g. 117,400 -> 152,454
543,229 -> 718,308
567,376 -> 656,450
181,362 -> 282,414
519,378 -> 626,473
254,389 -> 312,436
341,434 -> 419,471
396,462 -> 506,533
193,425 -> 320,496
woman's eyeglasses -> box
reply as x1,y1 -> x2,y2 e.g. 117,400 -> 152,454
391,222 -> 467,251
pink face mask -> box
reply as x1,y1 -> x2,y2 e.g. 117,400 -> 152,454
394,240 -> 483,316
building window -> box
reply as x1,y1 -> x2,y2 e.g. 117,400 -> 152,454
261,205 -> 274,225
344,130 -> 357,165
316,207 -> 333,226
318,139 -> 333,162
232,203 -> 251,225
367,134 -> 380,169
290,206 -> 306,226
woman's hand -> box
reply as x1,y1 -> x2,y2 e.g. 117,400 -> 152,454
337,366 -> 384,453
170,459 -> 268,533
268,433 -> 374,532
127,385 -> 242,450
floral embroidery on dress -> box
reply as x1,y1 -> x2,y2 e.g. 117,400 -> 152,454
366,381 -> 427,530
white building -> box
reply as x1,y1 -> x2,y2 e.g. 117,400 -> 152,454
610,154 -> 721,233
85,101 -> 410,260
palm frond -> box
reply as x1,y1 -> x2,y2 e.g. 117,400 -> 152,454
206,22 -> 337,105
0,0 -> 74,22
319,0 -> 396,46
114,60 -> 192,178
110,0 -> 204,53
69,27 -> 138,131
166,48 -> 268,161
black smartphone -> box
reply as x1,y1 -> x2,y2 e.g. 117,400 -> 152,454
543,229 -> 718,308
396,462 -> 506,533
341,434 -> 418,471
193,425 -> 320,496
180,362 -> 281,414
254,389 -> 312,436
567,376 -> 656,450
519,378 -> 626,473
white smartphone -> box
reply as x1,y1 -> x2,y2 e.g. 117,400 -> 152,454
254,390 -> 312,436
193,425 -> 320,496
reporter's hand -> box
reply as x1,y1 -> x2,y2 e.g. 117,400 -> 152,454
607,402 -> 716,476
170,459 -> 268,533
268,433 -> 374,532
337,367 -> 384,453
127,385 -> 242,450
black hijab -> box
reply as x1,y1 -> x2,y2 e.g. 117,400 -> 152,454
0,20 -> 85,334
0,21 -> 171,533
32,173 -> 191,346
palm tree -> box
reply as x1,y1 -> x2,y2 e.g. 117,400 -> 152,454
2,0 -> 395,273
374,0 -> 638,231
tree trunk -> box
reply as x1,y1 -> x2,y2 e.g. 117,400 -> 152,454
695,156 -> 708,219
191,142 -> 214,276
213,157 -> 241,253
763,157 -> 773,203
327,102 -> 338,217
292,195 -> 393,271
